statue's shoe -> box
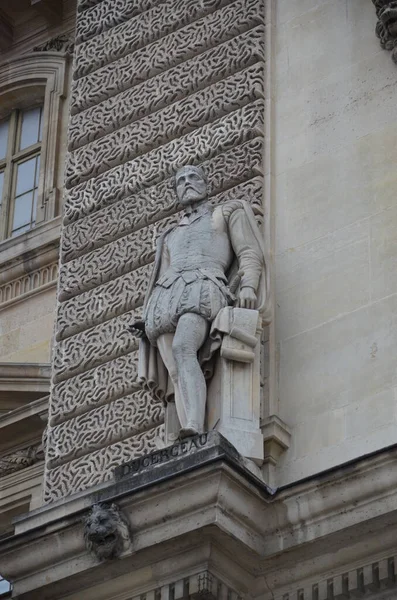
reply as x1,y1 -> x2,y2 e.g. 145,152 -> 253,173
179,425 -> 199,439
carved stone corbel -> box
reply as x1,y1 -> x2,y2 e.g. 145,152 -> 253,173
83,503 -> 132,561
372,0 -> 397,64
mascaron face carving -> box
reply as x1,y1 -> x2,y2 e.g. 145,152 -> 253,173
84,503 -> 131,561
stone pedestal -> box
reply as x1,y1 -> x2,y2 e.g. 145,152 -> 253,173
207,308 -> 264,463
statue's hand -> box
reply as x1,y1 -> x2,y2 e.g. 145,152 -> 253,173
238,287 -> 257,310
128,320 -> 147,339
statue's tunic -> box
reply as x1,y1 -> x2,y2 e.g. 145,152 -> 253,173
144,201 -> 263,344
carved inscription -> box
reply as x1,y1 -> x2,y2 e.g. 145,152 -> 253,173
116,434 -> 209,478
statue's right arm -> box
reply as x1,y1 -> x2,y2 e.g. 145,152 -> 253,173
156,232 -> 171,278
129,234 -> 171,339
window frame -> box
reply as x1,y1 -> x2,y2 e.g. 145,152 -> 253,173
0,52 -> 68,244
0,106 -> 44,240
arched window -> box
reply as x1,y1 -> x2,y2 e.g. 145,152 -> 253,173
0,52 -> 67,242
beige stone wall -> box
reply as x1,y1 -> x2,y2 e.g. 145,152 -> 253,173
275,0 -> 397,484
0,288 -> 56,363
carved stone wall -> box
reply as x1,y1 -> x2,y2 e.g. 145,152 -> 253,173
44,0 -> 266,501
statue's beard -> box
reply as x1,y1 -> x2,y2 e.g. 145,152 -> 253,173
179,187 -> 206,205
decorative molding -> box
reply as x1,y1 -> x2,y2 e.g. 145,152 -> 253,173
372,0 -> 397,63
71,0 -> 263,115
0,443 -> 44,478
127,570 -> 242,600
52,311 -> 139,383
76,0 -> 164,44
65,64 -> 264,189
0,13 -> 13,52
64,102 -> 264,225
60,143 -> 263,264
0,261 -> 58,307
0,217 -> 61,283
261,415 -> 291,466
275,555 -> 396,600
33,33 -> 74,55
77,0 -> 103,15
74,0 -> 237,79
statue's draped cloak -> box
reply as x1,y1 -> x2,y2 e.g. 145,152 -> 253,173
137,200 -> 269,403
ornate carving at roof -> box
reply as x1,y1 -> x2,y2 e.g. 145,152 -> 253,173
33,33 -> 74,54
372,0 -> 397,63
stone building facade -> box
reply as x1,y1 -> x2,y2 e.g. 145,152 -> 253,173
0,0 -> 396,599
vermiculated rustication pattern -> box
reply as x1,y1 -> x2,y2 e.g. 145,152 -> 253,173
50,352 -> 141,426
45,0 -> 266,502
75,0 -> 234,79
44,426 -> 165,502
71,0 -> 264,114
63,101 -> 264,225
65,65 -> 264,188
69,29 -> 264,151
53,311 -> 139,383
76,0 -> 163,43
47,391 -> 164,468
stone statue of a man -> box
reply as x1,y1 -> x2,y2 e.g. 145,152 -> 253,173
131,166 -> 268,439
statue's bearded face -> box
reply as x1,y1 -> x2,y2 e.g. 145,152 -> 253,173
175,166 -> 207,206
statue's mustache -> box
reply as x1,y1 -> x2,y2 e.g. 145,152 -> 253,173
182,184 -> 202,195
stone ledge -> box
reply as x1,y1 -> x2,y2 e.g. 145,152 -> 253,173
2,437 -> 397,599
0,217 -> 60,277
0,364 -> 50,408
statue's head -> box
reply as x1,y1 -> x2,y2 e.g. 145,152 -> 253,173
175,165 -> 207,206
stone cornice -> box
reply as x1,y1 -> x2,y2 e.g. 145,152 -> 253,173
0,218 -> 60,307
0,391 -> 49,423
0,217 -> 60,277
2,439 -> 397,598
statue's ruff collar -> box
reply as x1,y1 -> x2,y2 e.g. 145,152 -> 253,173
179,201 -> 213,226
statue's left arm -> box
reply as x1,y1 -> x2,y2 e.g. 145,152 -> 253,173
226,203 -> 265,310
